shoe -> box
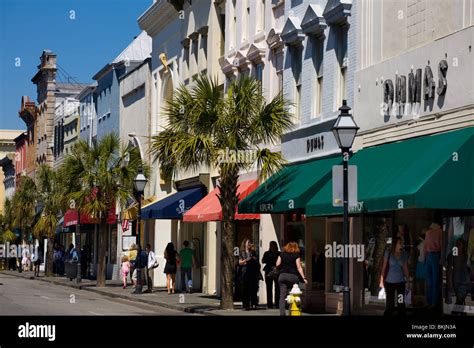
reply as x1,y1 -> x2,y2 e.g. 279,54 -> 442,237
123,286 -> 126,289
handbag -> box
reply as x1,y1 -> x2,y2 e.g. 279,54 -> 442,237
267,266 -> 280,280
149,260 -> 159,269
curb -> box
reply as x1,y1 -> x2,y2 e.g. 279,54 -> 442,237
1,271 -> 218,315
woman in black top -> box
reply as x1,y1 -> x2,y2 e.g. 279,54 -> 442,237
262,241 -> 281,308
276,241 -> 308,316
164,242 -> 178,294
239,239 -> 260,310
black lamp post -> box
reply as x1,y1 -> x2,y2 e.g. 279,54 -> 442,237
132,168 -> 147,294
332,100 -> 359,316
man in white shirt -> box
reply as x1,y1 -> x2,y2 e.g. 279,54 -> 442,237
145,244 -> 158,293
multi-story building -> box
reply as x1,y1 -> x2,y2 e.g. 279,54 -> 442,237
18,96 -> 37,178
31,50 -> 57,169
92,31 -> 151,142
347,0 -> 474,315
237,0 -> 359,313
0,130 -> 23,212
138,0 -> 224,293
13,132 -> 28,189
53,96 -> 82,169
78,85 -> 97,146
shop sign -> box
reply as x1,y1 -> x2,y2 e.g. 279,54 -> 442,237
382,59 -> 448,116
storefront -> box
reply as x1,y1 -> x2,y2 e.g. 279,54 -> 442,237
306,126 -> 474,314
241,126 -> 474,314
183,179 -> 260,297
140,184 -> 208,292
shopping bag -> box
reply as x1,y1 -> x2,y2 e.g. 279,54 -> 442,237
378,287 -> 386,300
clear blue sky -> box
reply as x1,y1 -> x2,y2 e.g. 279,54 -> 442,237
0,0 -> 152,130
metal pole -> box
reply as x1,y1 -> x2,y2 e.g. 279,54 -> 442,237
134,193 -> 143,294
342,149 -> 351,315
75,212 -> 81,284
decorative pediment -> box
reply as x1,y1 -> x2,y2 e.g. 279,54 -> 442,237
218,56 -> 237,77
246,43 -> 266,64
231,51 -> 250,70
189,31 -> 199,41
266,29 -> 283,50
181,37 -> 190,48
323,0 -> 352,26
301,4 -> 327,37
197,26 -> 209,36
281,17 -> 304,46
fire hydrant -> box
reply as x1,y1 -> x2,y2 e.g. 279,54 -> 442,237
286,284 -> 302,316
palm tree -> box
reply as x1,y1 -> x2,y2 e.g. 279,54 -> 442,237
12,176 -> 37,244
0,198 -> 17,243
61,133 -> 147,287
33,165 -> 66,276
150,75 -> 293,309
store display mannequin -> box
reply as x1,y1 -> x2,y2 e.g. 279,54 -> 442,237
424,223 -> 442,308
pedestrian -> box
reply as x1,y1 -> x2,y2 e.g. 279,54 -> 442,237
447,238 -> 470,314
379,237 -> 410,316
179,241 -> 196,293
33,243 -> 44,277
276,241 -> 308,316
239,239 -> 260,310
424,223 -> 442,308
128,244 -> 138,287
21,243 -> 31,272
164,242 -> 178,294
262,241 -> 280,308
132,245 -> 147,291
145,243 -> 158,293
121,255 -> 131,289
66,244 -> 78,261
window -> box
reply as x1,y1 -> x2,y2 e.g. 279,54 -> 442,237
254,63 -> 263,82
336,27 -> 348,108
291,46 -> 302,121
192,38 -> 199,74
275,50 -> 284,96
257,0 -> 265,33
312,37 -> 324,118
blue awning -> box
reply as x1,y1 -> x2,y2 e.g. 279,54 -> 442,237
141,187 -> 206,220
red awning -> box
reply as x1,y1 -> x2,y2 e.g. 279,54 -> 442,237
183,179 -> 260,222
63,209 -> 100,227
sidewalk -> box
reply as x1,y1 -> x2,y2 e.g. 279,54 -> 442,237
1,270 -> 314,316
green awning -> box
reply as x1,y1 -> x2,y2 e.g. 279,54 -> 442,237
307,127 -> 474,216
238,155 -> 341,213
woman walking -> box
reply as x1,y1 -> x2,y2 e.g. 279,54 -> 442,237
164,242 -> 178,294
380,237 -> 410,316
262,241 -> 280,309
239,239 -> 260,310
276,241 -> 307,316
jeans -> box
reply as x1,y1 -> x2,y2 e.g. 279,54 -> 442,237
265,275 -> 280,309
181,267 -> 192,292
384,282 -> 406,316
425,252 -> 441,306
278,273 -> 299,316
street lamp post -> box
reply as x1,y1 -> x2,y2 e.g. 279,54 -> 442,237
332,100 -> 359,316
75,213 -> 81,284
132,168 -> 148,295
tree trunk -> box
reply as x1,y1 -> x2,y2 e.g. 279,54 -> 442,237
45,236 -> 54,277
96,219 -> 108,287
218,165 -> 239,310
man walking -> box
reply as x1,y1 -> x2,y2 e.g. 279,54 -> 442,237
179,241 -> 196,293
145,243 -> 158,293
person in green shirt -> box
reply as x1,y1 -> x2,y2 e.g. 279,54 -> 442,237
179,241 -> 196,293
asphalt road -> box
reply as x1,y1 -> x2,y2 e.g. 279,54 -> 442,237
0,273 -> 195,316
